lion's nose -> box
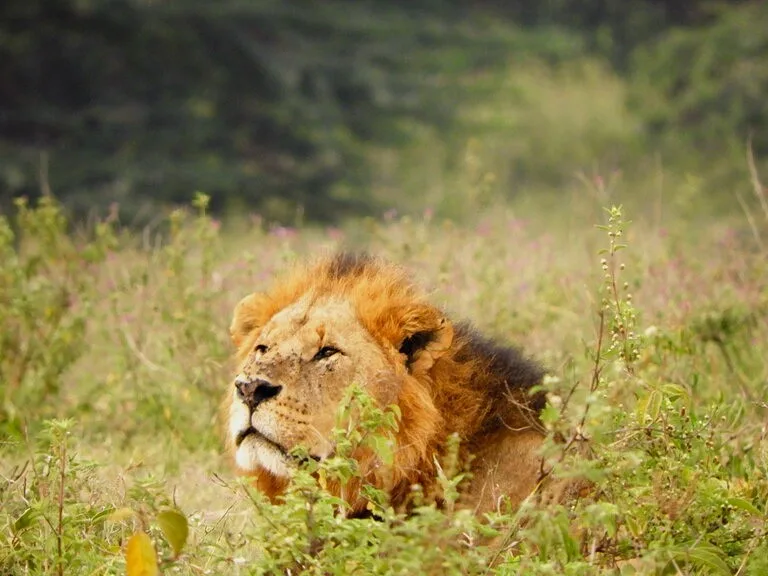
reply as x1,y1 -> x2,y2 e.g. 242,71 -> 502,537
234,375 -> 283,411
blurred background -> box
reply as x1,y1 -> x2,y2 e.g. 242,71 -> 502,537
1,0 -> 766,226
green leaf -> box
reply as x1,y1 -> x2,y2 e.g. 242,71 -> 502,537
13,508 -> 39,532
126,531 -> 159,576
156,508 -> 189,557
666,541 -> 731,576
540,403 -> 560,426
636,388 -> 663,424
91,507 -> 117,525
727,497 -> 763,518
661,383 -> 689,403
367,434 -> 395,466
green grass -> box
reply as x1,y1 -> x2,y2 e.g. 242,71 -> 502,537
1,190 -> 767,575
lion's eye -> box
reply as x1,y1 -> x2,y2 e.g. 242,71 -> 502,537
313,346 -> 340,361
254,344 -> 268,354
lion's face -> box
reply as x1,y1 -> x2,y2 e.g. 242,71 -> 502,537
228,294 -> 398,477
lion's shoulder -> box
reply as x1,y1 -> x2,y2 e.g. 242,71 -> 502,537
439,321 -> 546,435
454,322 -> 545,401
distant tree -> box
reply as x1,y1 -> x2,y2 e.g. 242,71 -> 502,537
1,0 -> 760,223
629,2 -> 768,160
0,0 -> 566,223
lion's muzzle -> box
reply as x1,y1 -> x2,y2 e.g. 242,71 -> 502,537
234,374 -> 282,412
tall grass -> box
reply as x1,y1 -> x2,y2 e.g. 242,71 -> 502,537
1,188 -> 766,574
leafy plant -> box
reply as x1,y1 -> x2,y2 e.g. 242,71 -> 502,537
0,196 -> 766,574
0,197 -> 116,435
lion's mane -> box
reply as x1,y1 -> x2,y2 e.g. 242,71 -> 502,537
227,252 -> 546,513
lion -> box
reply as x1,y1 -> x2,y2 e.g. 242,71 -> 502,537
224,252 -> 548,516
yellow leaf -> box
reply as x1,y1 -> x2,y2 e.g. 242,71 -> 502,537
156,509 -> 189,557
126,531 -> 158,576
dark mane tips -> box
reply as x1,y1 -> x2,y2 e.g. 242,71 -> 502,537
454,322 -> 547,413
326,252 -> 375,280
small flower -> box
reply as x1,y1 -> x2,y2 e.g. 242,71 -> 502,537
475,219 -> 491,236
270,226 -> 296,239
594,174 -> 604,188
507,217 -> 527,234
326,227 -> 344,241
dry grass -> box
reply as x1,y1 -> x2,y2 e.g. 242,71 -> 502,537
1,192 -> 767,574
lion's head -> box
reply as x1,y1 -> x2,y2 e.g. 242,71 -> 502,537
225,253 -> 546,514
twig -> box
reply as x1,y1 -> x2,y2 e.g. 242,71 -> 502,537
735,191 -> 765,251
57,433 -> 66,576
537,310 -> 605,484
746,139 -> 768,222
119,326 -> 177,377
567,310 -> 605,452
482,498 -> 527,573
39,151 -> 53,198
240,484 -> 281,533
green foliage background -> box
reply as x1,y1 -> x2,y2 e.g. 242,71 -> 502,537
1,0 -> 766,223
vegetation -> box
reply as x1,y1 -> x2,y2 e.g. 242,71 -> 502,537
1,183 -> 766,573
1,2 -> 767,571
1,1 -> 766,223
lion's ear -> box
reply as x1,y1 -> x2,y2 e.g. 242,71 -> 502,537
398,316 -> 454,374
230,292 -> 270,348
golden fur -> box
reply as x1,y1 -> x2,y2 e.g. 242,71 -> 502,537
225,253 -> 547,515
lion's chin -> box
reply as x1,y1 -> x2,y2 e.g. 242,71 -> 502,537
235,434 -> 291,478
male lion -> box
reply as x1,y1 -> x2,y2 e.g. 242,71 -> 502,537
225,253 -> 548,515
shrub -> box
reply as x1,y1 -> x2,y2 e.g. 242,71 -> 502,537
1,197 -> 766,574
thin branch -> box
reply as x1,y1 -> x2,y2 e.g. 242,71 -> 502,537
746,140 -> 768,222
39,151 -> 53,198
119,326 -> 177,377
57,434 -> 66,576
735,191 -> 765,251
537,310 -> 605,485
